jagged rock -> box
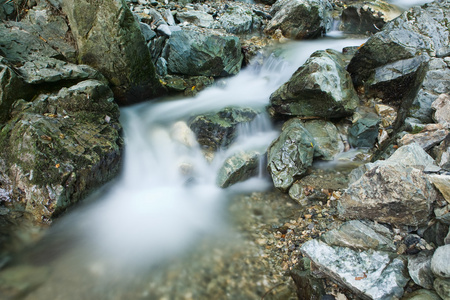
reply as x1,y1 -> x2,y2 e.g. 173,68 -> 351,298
338,164 -> 437,226
432,94 -> 450,128
167,29 -> 243,77
347,1 -> 450,121
139,22 -> 156,42
264,0 -> 332,39
219,5 -> 258,35
269,49 -> 359,119
434,134 -> 450,171
375,103 -> 397,127
176,10 -> 214,28
429,175 -> 450,204
348,115 -> 380,148
216,150 -> 262,188
289,259 -> 326,300
340,0 -> 401,34
61,0 -> 165,105
400,124 -> 449,151
0,80 -> 123,223
424,222 -> 449,248
301,239 -> 408,300
267,118 -> 314,192
321,220 -> 395,252
0,61 -> 27,124
302,120 -> 344,161
403,289 -> 442,300
408,252 -> 434,289
189,107 -> 258,151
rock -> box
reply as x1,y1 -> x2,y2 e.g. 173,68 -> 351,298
423,222 -> 449,248
431,244 -> 450,278
61,0 -> 165,105
400,124 -> 449,151
434,135 -> 450,171
264,0 -> 332,39
340,0 -> 401,34
269,50 -> 359,119
0,80 -> 123,223
219,5 -> 257,35
216,150 -> 262,188
176,10 -> 214,28
156,57 -> 168,77
408,252 -> 434,289
267,118 -> 314,192
429,175 -> 450,204
167,29 -> 243,77
434,277 -> 450,300
375,103 -> 397,127
0,264 -> 50,299
139,22 -> 156,41
432,94 -> 450,128
302,120 -> 344,161
347,1 -> 450,114
320,220 -> 396,252
289,260 -> 326,300
0,61 -> 27,124
301,239 -> 408,300
338,164 -> 437,226
189,107 -> 258,151
348,115 -> 380,148
402,289 -> 442,300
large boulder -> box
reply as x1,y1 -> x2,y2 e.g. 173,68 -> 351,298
61,0 -> 165,105
267,118 -> 314,192
269,49 -> 359,119
167,29 -> 243,77
0,80 -> 123,223
264,0 -> 332,39
219,5 -> 260,35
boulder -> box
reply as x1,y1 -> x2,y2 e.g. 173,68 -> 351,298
267,118 -> 314,192
431,244 -> 450,278
301,239 -> 408,300
61,0 -> 165,105
408,253 -> 434,289
175,10 -> 214,28
269,49 -> 359,119
434,277 -> 450,300
348,115 -> 380,148
302,120 -> 344,161
264,0 -> 332,39
432,94 -> 450,128
434,134 -> 450,171
399,124 -> 449,151
167,29 -> 243,77
429,175 -> 450,204
189,107 -> 258,151
219,5 -> 258,35
0,80 -> 123,223
0,61 -> 27,124
216,150 -> 262,188
338,164 -> 437,226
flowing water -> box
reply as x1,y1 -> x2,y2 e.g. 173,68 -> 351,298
0,1 -> 434,298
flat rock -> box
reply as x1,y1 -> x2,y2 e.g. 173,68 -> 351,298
429,175 -> 450,203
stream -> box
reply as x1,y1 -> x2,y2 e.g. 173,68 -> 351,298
0,1 -> 433,299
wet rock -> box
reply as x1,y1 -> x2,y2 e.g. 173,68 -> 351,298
189,107 -> 258,151
167,29 -> 243,77
61,0 -> 165,105
403,289 -> 442,300
219,5 -> 258,35
0,264 -> 50,300
434,277 -> 450,300
301,239 -> 408,300
216,150 -> 262,188
429,175 -> 450,204
264,0 -> 332,40
0,80 -> 123,223
302,120 -> 344,161
423,222 -> 449,248
269,49 -> 359,119
290,260 -> 326,300
339,164 -> 437,226
340,0 -> 401,34
175,10 -> 214,28
267,118 -> 314,192
320,220 -> 395,252
400,124 -> 449,151
348,115 -> 380,148
408,252 -> 434,289
432,94 -> 450,128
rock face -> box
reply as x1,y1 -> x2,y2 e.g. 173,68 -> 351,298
269,49 -> 359,119
61,0 -> 165,105
0,80 -> 123,223
167,29 -> 243,77
338,164 -> 437,226
267,118 -> 314,192
264,0 -> 332,39
301,239 -> 408,300
216,150 -> 262,188
347,1 -> 450,121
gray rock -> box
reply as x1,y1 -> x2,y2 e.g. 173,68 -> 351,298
408,253 -> 434,289
402,289 -> 442,300
156,24 -> 171,37
0,265 -> 50,299
176,10 -> 214,28
264,0 -> 332,39
140,22 -> 156,41
0,61 -> 26,124
302,120 -> 344,161
431,245 -> 450,278
321,220 -> 396,252
338,164 -> 437,226
163,8 -> 176,26
435,206 -> 450,226
432,94 -> 450,128
434,135 -> 450,171
216,150 -> 262,188
424,222 -> 449,248
267,118 -> 315,192
348,116 -> 380,148
219,5 -> 256,35
167,29 -> 243,77
429,175 -> 450,204
400,125 -> 449,151
156,57 -> 168,77
61,0 -> 165,105
434,277 -> 450,300
301,239 -> 408,300
269,50 -> 359,119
